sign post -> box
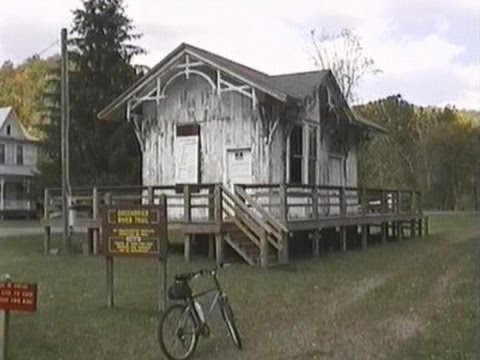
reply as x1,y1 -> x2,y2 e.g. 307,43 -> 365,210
102,195 -> 168,309
0,274 -> 37,360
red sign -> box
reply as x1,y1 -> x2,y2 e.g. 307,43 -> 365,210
0,282 -> 37,312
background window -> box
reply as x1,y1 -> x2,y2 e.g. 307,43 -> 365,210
289,125 -> 303,184
0,144 -> 4,164
308,127 -> 318,185
16,145 -> 23,165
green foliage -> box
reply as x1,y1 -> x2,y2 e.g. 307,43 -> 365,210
356,96 -> 479,210
66,0 -> 144,186
0,56 -> 52,134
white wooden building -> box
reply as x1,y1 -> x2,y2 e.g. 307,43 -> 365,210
0,107 -> 38,218
95,43 -> 398,267
99,43 -> 383,190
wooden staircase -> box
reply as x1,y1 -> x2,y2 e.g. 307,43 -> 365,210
219,185 -> 288,268
225,227 -> 280,266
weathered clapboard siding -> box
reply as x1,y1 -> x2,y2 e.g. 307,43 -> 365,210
142,73 -> 276,189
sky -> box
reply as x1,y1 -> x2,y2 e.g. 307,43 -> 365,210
0,0 -> 479,109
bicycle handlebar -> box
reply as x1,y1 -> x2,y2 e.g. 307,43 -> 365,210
174,263 -> 230,282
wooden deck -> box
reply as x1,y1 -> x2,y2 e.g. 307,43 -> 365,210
42,183 -> 427,268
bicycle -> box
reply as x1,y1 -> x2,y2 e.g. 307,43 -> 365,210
157,263 -> 242,360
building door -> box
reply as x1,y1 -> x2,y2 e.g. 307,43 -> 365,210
174,124 -> 200,184
226,149 -> 252,188
328,155 -> 345,187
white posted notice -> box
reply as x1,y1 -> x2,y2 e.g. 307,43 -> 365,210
174,135 -> 199,183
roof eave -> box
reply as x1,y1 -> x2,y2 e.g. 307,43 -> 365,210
98,44 -> 289,121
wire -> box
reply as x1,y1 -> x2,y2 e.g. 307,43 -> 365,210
36,39 -> 60,57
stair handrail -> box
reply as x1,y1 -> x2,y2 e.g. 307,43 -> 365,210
219,185 -> 283,251
233,185 -> 288,234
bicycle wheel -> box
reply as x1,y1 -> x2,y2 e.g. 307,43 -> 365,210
220,297 -> 242,349
158,304 -> 199,360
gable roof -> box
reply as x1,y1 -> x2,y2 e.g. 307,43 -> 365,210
0,106 -> 38,141
98,43 -> 331,121
98,43 -> 384,133
0,106 -> 12,130
270,71 -> 329,99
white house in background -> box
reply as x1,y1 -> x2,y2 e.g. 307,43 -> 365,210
0,107 -> 38,219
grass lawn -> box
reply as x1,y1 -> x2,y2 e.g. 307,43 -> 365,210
0,213 -> 478,359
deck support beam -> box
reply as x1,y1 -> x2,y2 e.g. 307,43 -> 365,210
381,222 -> 387,244
312,229 -> 320,257
184,234 -> 192,262
215,232 -> 224,265
340,227 -> 347,252
410,219 -> 416,237
361,225 -> 368,250
208,234 -> 215,259
279,233 -> 289,264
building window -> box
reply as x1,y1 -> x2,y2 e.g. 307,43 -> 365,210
308,126 -> 318,185
289,125 -> 303,184
6,125 -> 11,136
0,144 -> 4,164
16,145 -> 23,165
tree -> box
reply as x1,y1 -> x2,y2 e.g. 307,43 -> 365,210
355,97 -> 478,210
68,0 -> 144,185
309,28 -> 380,103
0,57 -> 51,133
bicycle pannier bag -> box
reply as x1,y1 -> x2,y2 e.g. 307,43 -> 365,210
168,281 -> 192,300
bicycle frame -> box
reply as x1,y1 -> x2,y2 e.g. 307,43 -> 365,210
185,273 -> 226,330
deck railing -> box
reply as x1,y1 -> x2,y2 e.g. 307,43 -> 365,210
1,199 -> 34,211
237,184 -> 422,222
43,183 -> 422,226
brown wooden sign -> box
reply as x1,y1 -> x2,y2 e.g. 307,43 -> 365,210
102,204 -> 168,259
0,282 -> 37,313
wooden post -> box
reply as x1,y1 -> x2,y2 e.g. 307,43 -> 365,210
425,217 -> 429,236
208,234 -> 215,259
183,185 -> 192,262
214,185 -> 222,223
214,185 -> 224,264
61,28 -> 71,256
92,187 -> 99,255
361,225 -> 368,250
43,188 -> 51,255
147,186 -> 154,205
215,232 -> 224,265
418,218 -> 423,237
0,276 -> 10,360
279,183 -> 288,222
260,231 -> 268,268
340,187 -> 347,218
312,229 -> 320,257
340,227 -> 347,251
43,226 -> 51,256
381,223 -> 387,243
411,190 -> 416,214
158,258 -> 167,312
184,185 -> 191,222
361,187 -> 367,216
397,190 -> 402,214
312,185 -> 319,219
410,219 -> 416,237
208,186 -> 215,221
184,234 -> 191,263
106,256 -> 114,308
279,233 -> 289,264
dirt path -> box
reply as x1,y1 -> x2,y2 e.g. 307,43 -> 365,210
200,228 -> 478,360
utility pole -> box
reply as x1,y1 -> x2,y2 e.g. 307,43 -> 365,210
61,28 -> 71,255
